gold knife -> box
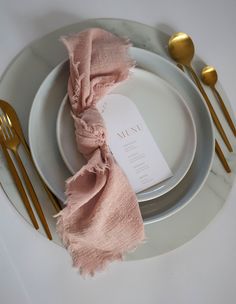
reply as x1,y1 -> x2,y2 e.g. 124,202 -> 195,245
0,131 -> 39,229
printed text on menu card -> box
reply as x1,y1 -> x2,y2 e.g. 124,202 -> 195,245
97,94 -> 173,193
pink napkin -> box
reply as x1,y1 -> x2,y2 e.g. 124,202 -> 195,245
56,28 -> 145,276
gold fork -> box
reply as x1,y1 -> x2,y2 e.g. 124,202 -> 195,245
0,126 -> 39,229
0,114 -> 52,240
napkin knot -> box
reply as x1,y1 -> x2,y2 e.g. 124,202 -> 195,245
73,106 -> 108,159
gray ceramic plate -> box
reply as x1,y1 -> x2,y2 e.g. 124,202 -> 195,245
56,64 -> 197,201
28,47 -> 214,222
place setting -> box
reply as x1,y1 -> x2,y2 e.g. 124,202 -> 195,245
0,19 -> 235,275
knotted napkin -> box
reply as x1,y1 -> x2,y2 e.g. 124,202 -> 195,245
56,28 -> 145,276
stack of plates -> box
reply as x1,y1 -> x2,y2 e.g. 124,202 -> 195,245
28,47 -> 214,223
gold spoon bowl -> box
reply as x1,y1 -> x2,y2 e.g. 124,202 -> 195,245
168,32 -> 195,66
201,66 -> 218,86
201,65 -> 236,136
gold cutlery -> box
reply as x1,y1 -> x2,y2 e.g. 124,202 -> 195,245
201,65 -> 236,136
175,61 -> 231,173
0,99 -> 61,213
215,140 -> 231,173
168,32 -> 233,152
0,126 -> 39,229
0,114 -> 52,240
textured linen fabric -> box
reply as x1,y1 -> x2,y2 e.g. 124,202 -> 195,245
56,28 -> 145,276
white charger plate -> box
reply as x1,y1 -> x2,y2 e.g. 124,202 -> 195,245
28,46 -> 214,222
56,66 -> 197,202
1,18 -> 234,259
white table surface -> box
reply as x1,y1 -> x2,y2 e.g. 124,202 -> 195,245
1,1 -> 236,303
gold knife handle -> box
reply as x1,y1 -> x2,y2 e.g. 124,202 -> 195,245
1,144 -> 39,229
13,150 -> 52,240
187,65 -> 233,152
21,138 -> 61,213
212,87 -> 236,136
215,140 -> 231,173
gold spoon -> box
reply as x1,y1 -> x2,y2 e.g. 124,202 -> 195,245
201,65 -> 236,136
168,32 -> 233,152
175,61 -> 231,173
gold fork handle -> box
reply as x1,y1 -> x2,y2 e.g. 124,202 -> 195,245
13,150 -> 52,240
22,139 -> 61,212
215,140 -> 231,173
1,144 -> 39,229
212,87 -> 236,136
186,65 -> 233,152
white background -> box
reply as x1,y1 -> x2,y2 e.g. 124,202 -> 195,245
1,0 -> 236,303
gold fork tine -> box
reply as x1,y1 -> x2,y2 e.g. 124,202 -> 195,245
1,121 -> 11,142
5,114 -> 12,127
0,125 -> 39,229
2,117 -> 12,138
0,116 -> 7,138
1,113 -> 52,240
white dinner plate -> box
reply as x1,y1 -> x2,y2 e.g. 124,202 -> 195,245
28,47 -> 214,222
56,67 -> 197,201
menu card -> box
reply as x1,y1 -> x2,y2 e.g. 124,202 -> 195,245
97,94 -> 172,193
